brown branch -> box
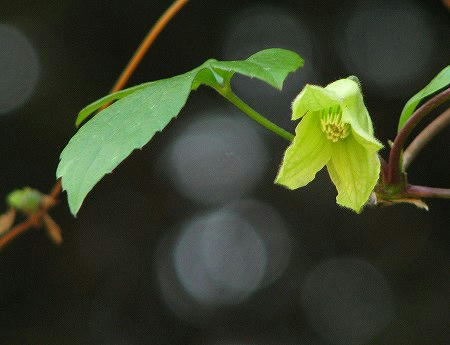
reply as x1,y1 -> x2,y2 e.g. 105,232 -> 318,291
402,107 -> 450,170
0,0 -> 189,251
111,0 -> 189,93
0,185 -> 59,250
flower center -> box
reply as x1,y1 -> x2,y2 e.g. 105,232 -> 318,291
320,106 -> 350,142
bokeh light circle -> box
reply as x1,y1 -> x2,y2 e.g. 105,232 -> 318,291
300,257 -> 394,345
166,113 -> 268,205
336,2 -> 436,96
223,199 -> 292,285
173,209 -> 268,306
0,24 -> 40,114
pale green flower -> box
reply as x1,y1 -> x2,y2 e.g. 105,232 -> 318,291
275,77 -> 383,213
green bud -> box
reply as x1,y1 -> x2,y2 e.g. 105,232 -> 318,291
7,187 -> 42,213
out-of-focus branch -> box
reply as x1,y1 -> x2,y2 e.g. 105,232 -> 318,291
111,0 -> 189,93
0,183 -> 61,250
0,0 -> 189,250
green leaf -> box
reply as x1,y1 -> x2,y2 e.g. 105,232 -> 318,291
209,48 -> 304,90
397,66 -> 450,132
58,48 -> 303,215
57,70 -> 199,215
75,49 -> 303,127
76,81 -> 155,127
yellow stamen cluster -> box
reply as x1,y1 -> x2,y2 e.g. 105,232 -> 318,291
320,106 -> 350,142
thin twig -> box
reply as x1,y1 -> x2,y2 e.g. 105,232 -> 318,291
387,87 -> 450,184
111,0 -> 188,93
0,0 -> 189,250
403,107 -> 450,170
0,183 -> 61,250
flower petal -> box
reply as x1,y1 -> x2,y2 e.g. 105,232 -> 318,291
275,114 -> 332,189
326,79 -> 383,152
292,84 -> 340,120
326,136 -> 381,213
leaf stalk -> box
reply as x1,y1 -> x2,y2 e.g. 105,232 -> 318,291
215,85 -> 295,142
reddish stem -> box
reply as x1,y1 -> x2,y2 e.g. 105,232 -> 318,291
378,154 -> 389,182
404,185 -> 450,199
387,87 -> 450,184
403,107 -> 450,170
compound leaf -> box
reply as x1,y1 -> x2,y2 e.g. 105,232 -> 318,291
58,49 -> 303,215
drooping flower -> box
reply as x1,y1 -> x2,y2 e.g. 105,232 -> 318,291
275,77 -> 383,213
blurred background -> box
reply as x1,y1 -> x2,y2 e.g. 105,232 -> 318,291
0,0 -> 449,344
